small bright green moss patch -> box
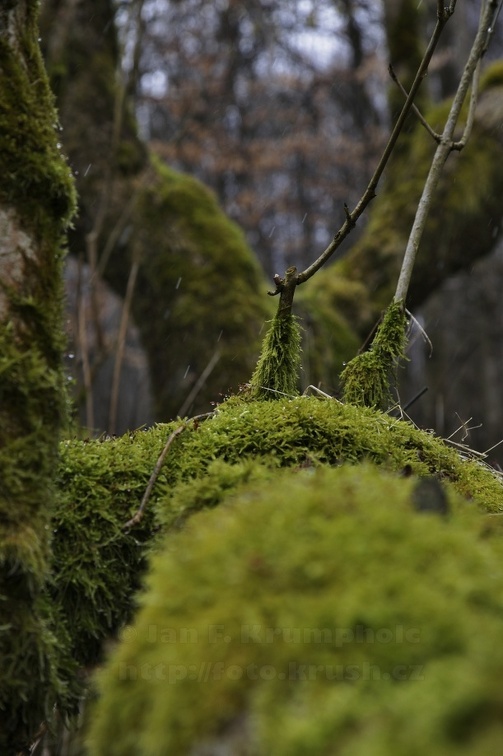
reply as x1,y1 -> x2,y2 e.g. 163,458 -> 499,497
87,464 -> 503,755
340,300 -> 408,408
249,311 -> 302,400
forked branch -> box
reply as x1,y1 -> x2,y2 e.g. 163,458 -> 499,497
269,2 -> 457,312
394,0 -> 500,304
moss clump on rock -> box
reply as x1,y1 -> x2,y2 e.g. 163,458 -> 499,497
340,300 -> 408,408
54,396 -> 503,556
87,463 -> 503,755
249,310 -> 302,400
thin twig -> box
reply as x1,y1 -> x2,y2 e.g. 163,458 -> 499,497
483,437 -> 503,456
443,438 -> 487,458
294,6 -> 455,288
389,64 -> 441,142
177,348 -> 221,418
446,415 -> 482,442
402,386 -> 428,412
77,256 -> 95,431
122,412 -> 215,530
406,309 -> 433,357
123,424 -> 186,530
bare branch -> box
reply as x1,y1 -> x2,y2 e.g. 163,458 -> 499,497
295,6 -> 454,288
123,412 -> 215,530
394,0 -> 500,304
122,423 -> 187,530
389,64 -> 441,143
452,59 -> 481,151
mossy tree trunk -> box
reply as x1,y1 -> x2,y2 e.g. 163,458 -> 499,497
0,1 -> 76,751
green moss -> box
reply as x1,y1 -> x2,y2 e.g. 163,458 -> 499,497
52,396 -> 503,556
480,60 -> 503,91
0,589 -> 80,755
87,463 -> 503,755
50,427 -> 174,667
340,300 -> 408,408
249,311 -> 302,399
0,6 -> 76,233
15,394 -> 495,748
0,3 -> 77,750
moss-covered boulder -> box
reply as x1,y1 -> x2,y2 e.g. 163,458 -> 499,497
120,158 -> 270,419
87,463 -> 503,754
48,396 -> 503,680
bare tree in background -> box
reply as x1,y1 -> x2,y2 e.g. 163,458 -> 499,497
133,0 -> 388,275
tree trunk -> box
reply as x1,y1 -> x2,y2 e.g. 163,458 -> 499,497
0,1 -> 76,751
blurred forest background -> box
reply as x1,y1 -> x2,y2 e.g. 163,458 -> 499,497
39,0 -> 503,464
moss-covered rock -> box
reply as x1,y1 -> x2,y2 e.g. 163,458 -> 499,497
118,158 -> 270,420
87,463 -> 503,755
19,392 -> 495,753
46,396 -> 502,681
51,430 -> 168,667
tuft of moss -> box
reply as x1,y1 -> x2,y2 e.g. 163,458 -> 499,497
340,300 -> 408,408
87,464 -> 503,755
249,311 -> 302,400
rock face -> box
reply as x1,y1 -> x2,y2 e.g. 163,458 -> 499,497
64,255 -> 154,435
402,239 -> 503,465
